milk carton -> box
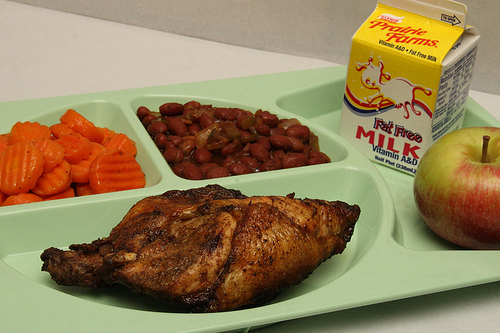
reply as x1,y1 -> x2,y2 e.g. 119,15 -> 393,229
339,0 -> 480,175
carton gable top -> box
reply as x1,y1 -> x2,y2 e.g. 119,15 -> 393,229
380,0 -> 467,29
354,0 -> 469,65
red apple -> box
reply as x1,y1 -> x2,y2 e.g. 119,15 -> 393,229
413,127 -> 500,249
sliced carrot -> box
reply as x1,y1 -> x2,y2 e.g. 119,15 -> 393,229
98,127 -> 116,145
31,137 -> 65,173
74,183 -> 94,196
10,121 -> 52,144
89,149 -> 146,194
3,192 -> 43,206
0,142 -> 45,195
60,109 -> 104,143
103,132 -> 137,157
40,186 -> 75,201
31,159 -> 72,196
0,133 -> 10,145
0,190 -> 6,205
0,139 -> 8,155
71,142 -> 106,183
0,133 -> 11,149
50,122 -> 75,139
55,132 -> 93,164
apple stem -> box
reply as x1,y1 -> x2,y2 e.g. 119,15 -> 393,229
481,135 -> 490,163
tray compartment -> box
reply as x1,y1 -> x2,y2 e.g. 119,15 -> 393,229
128,94 -> 352,176
0,165 -> 384,312
275,79 -> 500,252
0,100 -> 167,208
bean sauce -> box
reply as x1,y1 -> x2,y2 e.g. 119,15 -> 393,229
136,101 -> 331,180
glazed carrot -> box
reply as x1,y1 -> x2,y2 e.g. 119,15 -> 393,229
31,159 -> 72,196
60,109 -> 104,143
89,149 -> 146,194
40,186 -> 75,201
55,132 -> 93,164
0,142 -> 45,195
0,133 -> 10,144
50,122 -> 75,139
71,142 -> 106,183
0,190 -> 6,205
74,183 -> 94,196
0,138 -> 8,155
103,132 -> 137,157
10,121 -> 52,145
2,192 -> 43,206
0,133 -> 10,147
31,137 -> 65,173
98,127 -> 116,145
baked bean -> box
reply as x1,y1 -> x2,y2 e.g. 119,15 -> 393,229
272,149 -> 285,159
302,144 -> 311,157
282,153 -> 308,169
153,133 -> 168,149
222,156 -> 238,168
240,143 -> 251,155
286,125 -> 310,141
249,143 -> 270,162
239,155 -> 260,170
200,162 -> 219,174
288,137 -> 305,152
167,118 -> 188,136
183,163 -> 203,180
137,106 -> 151,120
147,120 -> 168,136
215,108 -> 238,121
269,135 -> 293,150
141,114 -> 158,128
220,140 -> 242,157
159,102 -> 184,116
260,111 -> 279,127
199,112 -> 217,128
183,106 -> 199,119
309,151 -> 331,163
168,135 -> 183,146
270,127 -> 286,136
278,118 -> 301,130
256,136 -> 271,150
260,157 -> 282,171
163,147 -> 183,164
184,100 -> 201,109
206,166 -> 230,179
164,141 -> 176,150
255,124 -> 271,136
171,163 -> 184,177
188,123 -> 201,135
194,148 -> 213,164
229,163 -> 252,175
308,157 -> 326,165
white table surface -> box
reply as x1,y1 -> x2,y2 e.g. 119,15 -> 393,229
1,1 -> 498,332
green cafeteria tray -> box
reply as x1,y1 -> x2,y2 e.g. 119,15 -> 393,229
0,66 -> 498,332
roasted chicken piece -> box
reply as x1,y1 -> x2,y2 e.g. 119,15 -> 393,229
41,185 -> 360,312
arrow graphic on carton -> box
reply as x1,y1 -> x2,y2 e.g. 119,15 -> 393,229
441,14 -> 461,26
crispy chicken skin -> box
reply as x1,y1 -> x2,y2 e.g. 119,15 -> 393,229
41,185 -> 360,312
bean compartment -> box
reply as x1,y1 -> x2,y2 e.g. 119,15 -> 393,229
136,101 -> 331,180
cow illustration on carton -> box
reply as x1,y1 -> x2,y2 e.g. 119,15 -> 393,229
356,56 -> 433,119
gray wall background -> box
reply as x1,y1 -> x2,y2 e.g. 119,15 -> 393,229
9,0 -> 499,95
